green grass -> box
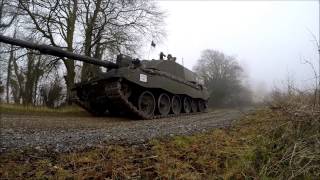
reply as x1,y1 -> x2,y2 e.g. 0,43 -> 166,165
0,103 -> 88,116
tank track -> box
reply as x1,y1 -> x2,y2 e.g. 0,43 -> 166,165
74,79 -> 206,120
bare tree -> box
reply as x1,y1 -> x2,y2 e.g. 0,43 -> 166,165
3,45 -> 48,105
22,52 -> 45,105
0,1 -> 20,102
40,76 -> 64,108
302,30 -> 320,106
0,80 -> 4,101
10,53 -> 24,103
79,0 -> 165,81
4,30 -> 19,103
194,49 -> 252,107
5,42 -> 14,103
18,0 -> 79,104
16,0 -> 165,103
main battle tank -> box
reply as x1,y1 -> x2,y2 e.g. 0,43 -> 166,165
0,35 -> 209,119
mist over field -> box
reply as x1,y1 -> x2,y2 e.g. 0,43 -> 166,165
145,1 -> 319,99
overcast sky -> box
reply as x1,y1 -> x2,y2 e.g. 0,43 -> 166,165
142,1 -> 319,92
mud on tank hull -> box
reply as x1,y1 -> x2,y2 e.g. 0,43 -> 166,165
73,67 -> 209,119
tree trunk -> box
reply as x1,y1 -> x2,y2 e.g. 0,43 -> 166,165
12,57 -> 24,104
81,0 -> 102,81
64,61 -> 75,105
6,43 -> 13,103
63,0 -> 78,105
23,52 -> 35,105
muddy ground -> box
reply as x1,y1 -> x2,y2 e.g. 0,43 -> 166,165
0,108 -> 254,152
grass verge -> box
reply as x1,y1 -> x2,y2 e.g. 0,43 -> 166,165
0,108 -> 319,179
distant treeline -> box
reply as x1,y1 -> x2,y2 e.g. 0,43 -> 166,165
194,49 -> 252,107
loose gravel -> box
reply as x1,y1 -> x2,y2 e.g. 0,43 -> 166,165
0,108 -> 254,152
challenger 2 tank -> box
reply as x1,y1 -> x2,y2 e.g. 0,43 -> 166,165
0,35 -> 209,119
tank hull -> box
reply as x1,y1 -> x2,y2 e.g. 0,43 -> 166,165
73,66 -> 209,119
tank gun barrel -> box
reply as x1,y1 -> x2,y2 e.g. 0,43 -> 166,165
0,34 -> 118,69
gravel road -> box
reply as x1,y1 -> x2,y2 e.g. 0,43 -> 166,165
0,108 -> 254,152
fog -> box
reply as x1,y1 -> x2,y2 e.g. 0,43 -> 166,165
143,1 -> 319,94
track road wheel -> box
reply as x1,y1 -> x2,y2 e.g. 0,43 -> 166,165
120,82 -> 132,99
138,91 -> 156,117
198,100 -> 207,112
191,99 -> 198,112
157,93 -> 171,116
183,97 -> 191,113
171,95 -> 181,115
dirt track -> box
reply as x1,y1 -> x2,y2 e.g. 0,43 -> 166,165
0,108 -> 254,152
